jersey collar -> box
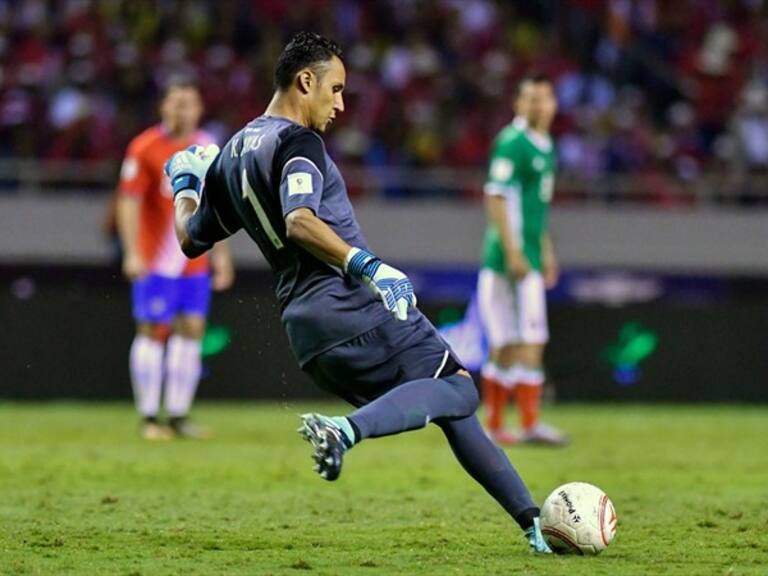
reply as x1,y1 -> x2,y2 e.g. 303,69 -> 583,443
524,128 -> 553,153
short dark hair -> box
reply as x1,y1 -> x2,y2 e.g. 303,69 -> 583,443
160,74 -> 200,99
517,71 -> 553,92
274,32 -> 343,91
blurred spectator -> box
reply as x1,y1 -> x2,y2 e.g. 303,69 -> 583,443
728,78 -> 768,202
0,0 -> 766,199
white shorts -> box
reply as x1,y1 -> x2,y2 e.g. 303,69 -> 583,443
477,269 -> 549,347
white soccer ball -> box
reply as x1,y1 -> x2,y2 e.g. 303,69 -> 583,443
540,482 -> 617,555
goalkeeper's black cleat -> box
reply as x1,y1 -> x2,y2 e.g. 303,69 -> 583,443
297,413 -> 349,481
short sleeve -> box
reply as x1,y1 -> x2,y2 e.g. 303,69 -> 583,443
484,135 -> 521,197
274,129 -> 327,217
118,140 -> 153,198
185,157 -> 239,255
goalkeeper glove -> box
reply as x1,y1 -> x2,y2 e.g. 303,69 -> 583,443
164,143 -> 220,204
345,247 -> 417,321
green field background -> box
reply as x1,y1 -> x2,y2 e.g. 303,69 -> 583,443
1,403 -> 766,575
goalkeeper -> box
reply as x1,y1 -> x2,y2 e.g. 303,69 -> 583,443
164,32 -> 551,554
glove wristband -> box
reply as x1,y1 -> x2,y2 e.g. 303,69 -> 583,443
171,174 -> 202,198
344,247 -> 381,279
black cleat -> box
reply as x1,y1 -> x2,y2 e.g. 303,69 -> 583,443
169,417 -> 212,439
297,413 -> 348,481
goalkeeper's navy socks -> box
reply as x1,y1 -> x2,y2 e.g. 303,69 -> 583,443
436,414 -> 539,530
345,373 -> 479,440
515,507 -> 540,532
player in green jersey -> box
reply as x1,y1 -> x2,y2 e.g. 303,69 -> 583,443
478,73 -> 567,445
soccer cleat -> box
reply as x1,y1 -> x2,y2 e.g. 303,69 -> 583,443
297,413 -> 350,481
520,422 -> 569,446
525,517 -> 553,554
141,422 -> 174,441
488,427 -> 520,446
169,418 -> 212,440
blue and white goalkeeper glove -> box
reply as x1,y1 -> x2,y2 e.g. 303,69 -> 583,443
345,247 -> 417,321
164,143 -> 220,204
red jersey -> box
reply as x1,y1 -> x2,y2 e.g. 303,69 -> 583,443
119,125 -> 215,277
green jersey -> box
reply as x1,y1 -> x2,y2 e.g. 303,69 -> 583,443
481,122 -> 556,273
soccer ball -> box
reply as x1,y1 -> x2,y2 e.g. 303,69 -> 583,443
540,482 -> 617,555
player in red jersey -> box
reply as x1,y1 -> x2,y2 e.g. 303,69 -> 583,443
116,78 -> 234,439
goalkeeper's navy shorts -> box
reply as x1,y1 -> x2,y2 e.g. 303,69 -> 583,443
304,311 -> 466,407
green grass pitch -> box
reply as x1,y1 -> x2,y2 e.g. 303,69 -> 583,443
1,402 -> 767,575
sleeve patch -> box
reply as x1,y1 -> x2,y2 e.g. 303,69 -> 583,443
121,158 -> 139,181
489,158 -> 514,182
287,172 -> 314,196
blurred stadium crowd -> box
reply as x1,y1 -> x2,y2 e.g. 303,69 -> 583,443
2,0 -> 767,199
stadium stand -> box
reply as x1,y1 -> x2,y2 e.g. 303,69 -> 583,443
1,0 -> 766,201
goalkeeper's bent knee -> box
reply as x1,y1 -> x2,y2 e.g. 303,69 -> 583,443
442,372 -> 480,417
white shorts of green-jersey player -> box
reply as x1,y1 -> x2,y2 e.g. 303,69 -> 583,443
478,269 -> 549,347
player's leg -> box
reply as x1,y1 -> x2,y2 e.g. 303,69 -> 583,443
513,343 -> 564,444
435,414 -> 542,534
347,376 -> 551,551
477,269 -> 519,441
300,317 -> 497,470
129,275 -> 173,440
343,369 -> 479,439
300,317 -> 480,476
512,273 -> 567,445
514,343 -> 544,431
491,344 -> 521,443
301,367 -> 480,479
301,321 -> 551,552
339,369 -> 545,529
165,274 -> 211,438
481,349 -> 503,429
299,367 -> 479,478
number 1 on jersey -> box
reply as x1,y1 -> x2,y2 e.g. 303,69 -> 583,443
241,169 -> 284,250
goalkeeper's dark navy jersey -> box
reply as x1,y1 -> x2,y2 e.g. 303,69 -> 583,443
188,115 -> 392,366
